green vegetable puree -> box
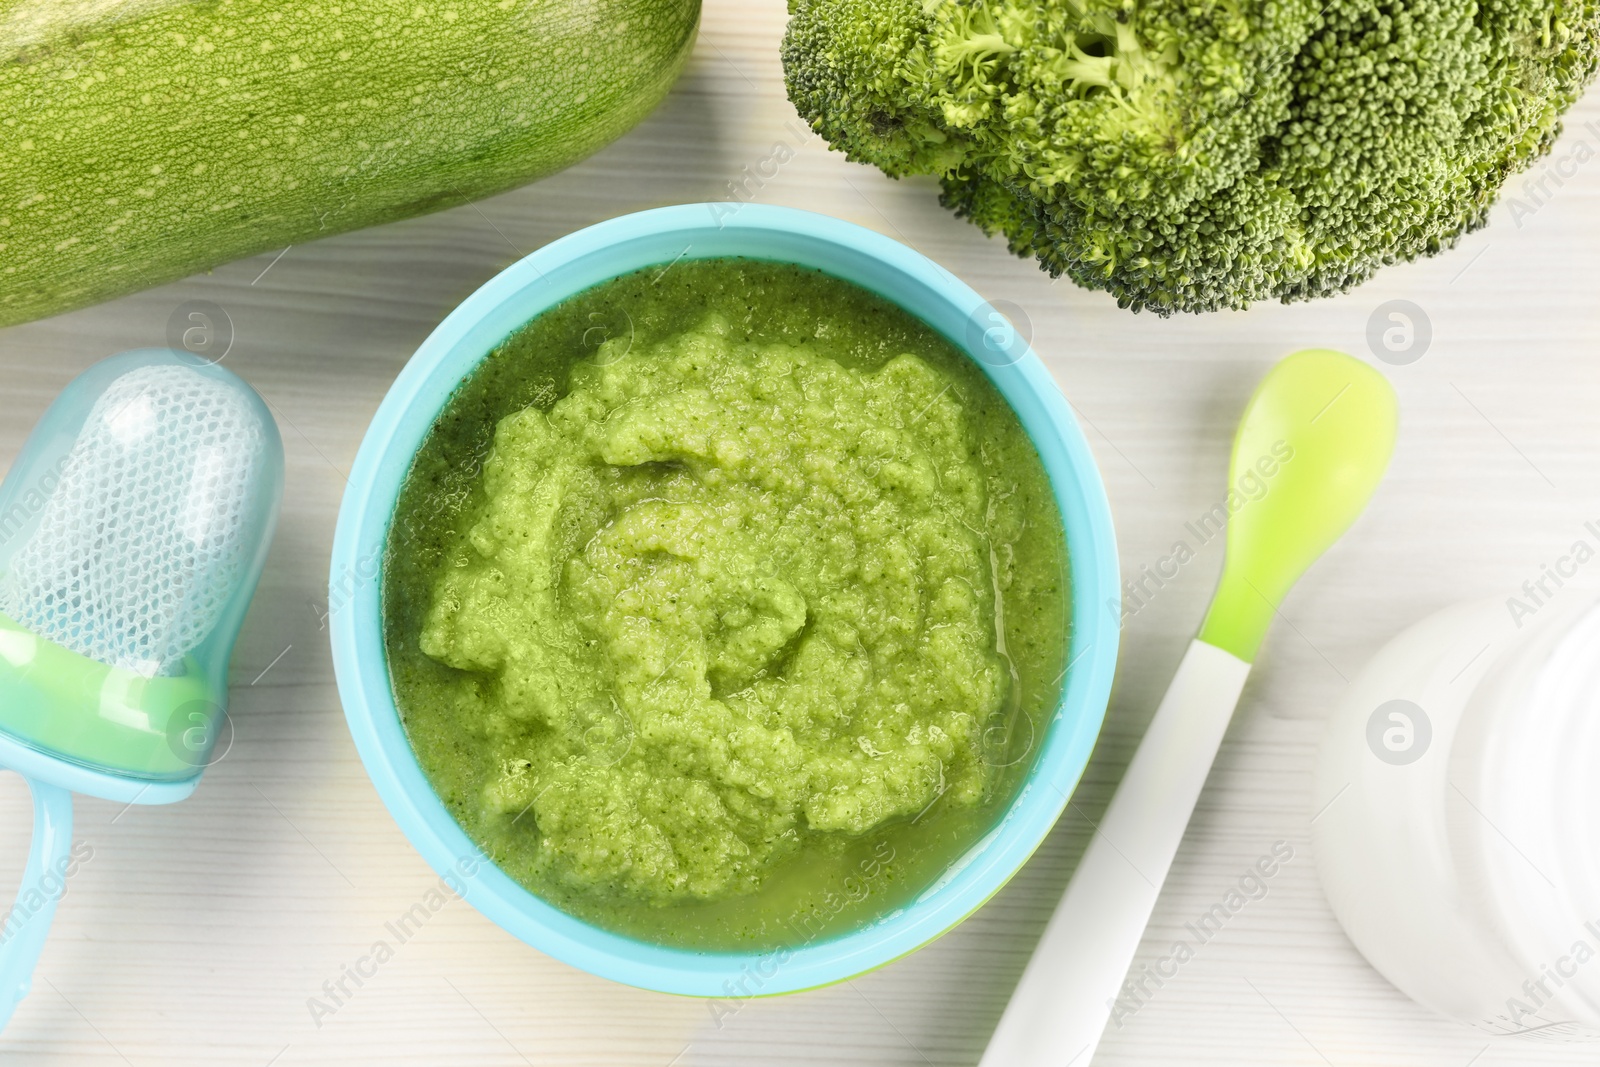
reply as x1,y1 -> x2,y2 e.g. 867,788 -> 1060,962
384,259 -> 1068,950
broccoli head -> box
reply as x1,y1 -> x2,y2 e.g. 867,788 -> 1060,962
782,0 -> 1600,313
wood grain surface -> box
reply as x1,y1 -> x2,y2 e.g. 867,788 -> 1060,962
2,3 -> 1599,1064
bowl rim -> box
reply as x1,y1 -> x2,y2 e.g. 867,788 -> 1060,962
329,203 -> 1120,997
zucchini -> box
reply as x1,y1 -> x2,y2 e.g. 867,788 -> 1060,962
0,0 -> 700,325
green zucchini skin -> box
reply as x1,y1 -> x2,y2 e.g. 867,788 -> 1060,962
0,0 -> 700,325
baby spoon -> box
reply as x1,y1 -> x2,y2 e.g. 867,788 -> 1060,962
981,348 -> 1397,1065
0,350 -> 282,1031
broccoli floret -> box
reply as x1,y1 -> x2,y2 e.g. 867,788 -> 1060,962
782,0 -> 1600,313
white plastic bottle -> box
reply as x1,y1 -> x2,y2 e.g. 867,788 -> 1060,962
1314,594 -> 1600,1041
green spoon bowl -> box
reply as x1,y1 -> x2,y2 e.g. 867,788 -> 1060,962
1200,348 -> 1400,662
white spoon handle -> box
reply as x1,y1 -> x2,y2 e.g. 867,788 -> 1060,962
980,639 -> 1252,1066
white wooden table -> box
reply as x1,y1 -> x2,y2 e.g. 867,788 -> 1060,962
3,3 -> 1599,1064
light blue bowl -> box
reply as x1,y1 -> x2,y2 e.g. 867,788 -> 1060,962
329,204 -> 1119,997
